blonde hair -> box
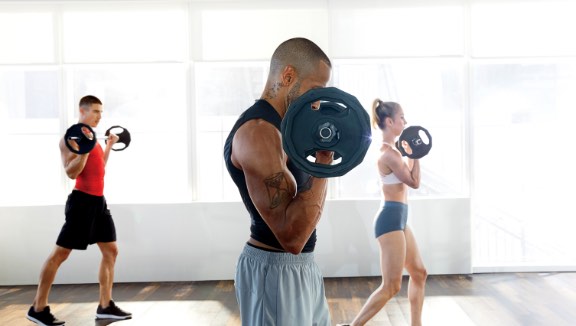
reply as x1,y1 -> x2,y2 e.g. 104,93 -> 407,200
372,99 -> 401,130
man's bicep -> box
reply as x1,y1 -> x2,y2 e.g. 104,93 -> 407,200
241,148 -> 296,217
59,140 -> 74,167
233,121 -> 295,213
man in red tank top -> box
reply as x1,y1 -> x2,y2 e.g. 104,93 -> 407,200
27,96 -> 131,326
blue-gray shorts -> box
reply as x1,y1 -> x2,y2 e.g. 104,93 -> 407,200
234,244 -> 331,326
374,201 -> 408,238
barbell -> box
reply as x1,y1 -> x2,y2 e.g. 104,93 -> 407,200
281,87 -> 372,178
64,123 -> 131,154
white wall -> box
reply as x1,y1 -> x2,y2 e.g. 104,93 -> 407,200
0,198 -> 470,286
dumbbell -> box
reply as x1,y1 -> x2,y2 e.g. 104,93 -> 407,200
64,123 -> 131,154
395,126 -> 432,159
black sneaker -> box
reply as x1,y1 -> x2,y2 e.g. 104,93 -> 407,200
96,300 -> 132,320
26,306 -> 65,326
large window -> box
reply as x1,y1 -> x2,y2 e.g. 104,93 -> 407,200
329,4 -> 464,57
471,61 -> 576,267
62,5 -> 188,63
470,1 -> 576,57
470,0 -> 576,269
1,0 -> 575,270
0,8 -> 61,206
194,59 -> 467,201
61,4 -> 190,203
333,60 -> 466,198
194,62 -> 267,201
0,11 -> 55,64
199,7 -> 329,61
68,65 -> 189,203
1,2 -> 468,205
0,3 -> 189,206
0,67 -> 63,206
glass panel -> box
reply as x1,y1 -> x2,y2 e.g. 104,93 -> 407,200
195,60 -> 465,201
471,1 -> 576,57
0,12 -> 55,64
62,6 -> 188,62
196,120 -> 231,201
68,64 -> 189,203
200,9 -> 329,60
194,62 -> 267,201
195,63 -> 267,116
472,61 -> 576,266
0,68 -> 62,206
334,60 -> 466,198
0,135 -> 64,206
0,69 -> 59,120
330,6 -> 464,57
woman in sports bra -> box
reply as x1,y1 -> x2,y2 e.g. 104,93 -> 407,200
340,100 -> 427,326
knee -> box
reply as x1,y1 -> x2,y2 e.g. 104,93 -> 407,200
50,248 -> 71,264
109,247 -> 119,259
102,246 -> 119,261
388,279 -> 403,296
380,278 -> 402,298
412,266 -> 428,284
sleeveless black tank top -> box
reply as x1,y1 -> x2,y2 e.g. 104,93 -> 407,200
223,99 -> 317,253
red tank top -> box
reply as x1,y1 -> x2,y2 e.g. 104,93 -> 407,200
75,142 -> 105,196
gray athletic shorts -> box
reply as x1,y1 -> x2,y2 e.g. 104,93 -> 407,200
234,244 -> 331,326
374,201 -> 408,238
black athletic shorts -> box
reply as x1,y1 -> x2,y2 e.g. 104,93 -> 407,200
56,190 -> 116,250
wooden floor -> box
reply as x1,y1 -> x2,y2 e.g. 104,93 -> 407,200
1,273 -> 575,325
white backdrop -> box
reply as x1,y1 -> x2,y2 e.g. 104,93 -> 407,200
0,198 -> 470,286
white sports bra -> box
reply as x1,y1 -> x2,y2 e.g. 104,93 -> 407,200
379,172 -> 402,185
379,142 -> 402,185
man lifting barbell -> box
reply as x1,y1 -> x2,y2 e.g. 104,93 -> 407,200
27,95 -> 131,326
223,37 -> 339,326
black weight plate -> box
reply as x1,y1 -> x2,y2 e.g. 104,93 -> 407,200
105,125 -> 131,151
281,87 -> 372,178
397,125 -> 432,159
64,123 -> 96,154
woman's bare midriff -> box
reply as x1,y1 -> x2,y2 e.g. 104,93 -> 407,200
382,183 -> 407,203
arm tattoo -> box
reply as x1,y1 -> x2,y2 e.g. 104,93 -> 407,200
264,172 -> 290,209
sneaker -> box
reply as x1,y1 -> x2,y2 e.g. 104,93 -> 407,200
26,306 -> 65,326
96,300 -> 132,320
